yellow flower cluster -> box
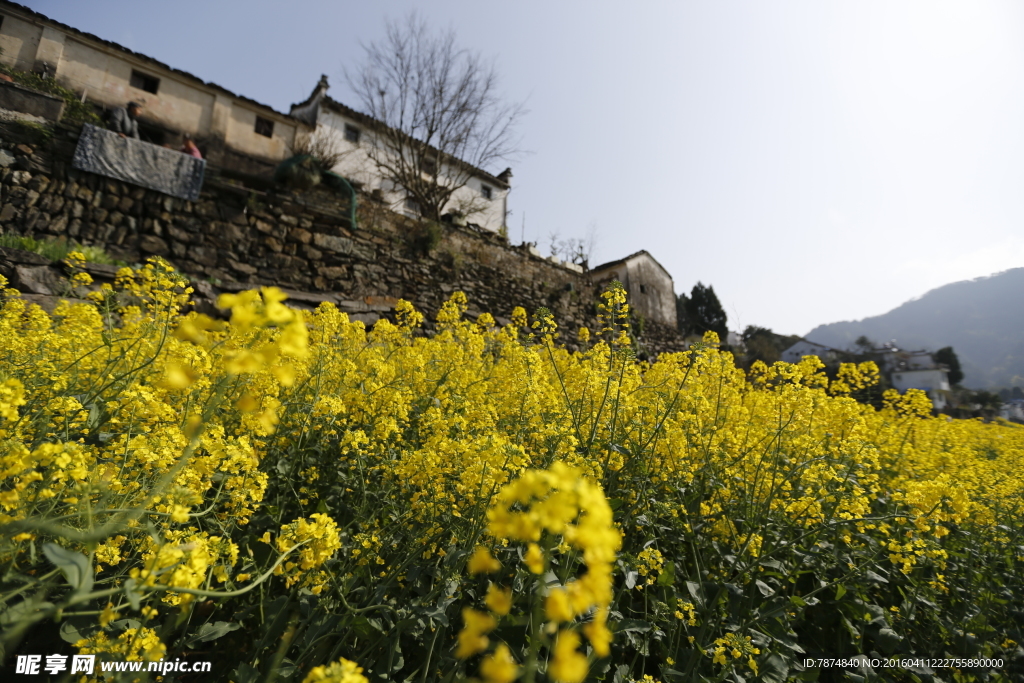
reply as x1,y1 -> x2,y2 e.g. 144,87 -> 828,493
267,513 -> 342,589
710,632 -> 761,675
2,260 -> 1023,680
300,657 -> 369,683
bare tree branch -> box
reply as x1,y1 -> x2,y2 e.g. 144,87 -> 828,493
345,13 -> 525,222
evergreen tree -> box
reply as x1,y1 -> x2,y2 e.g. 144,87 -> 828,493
934,346 -> 964,386
681,282 -> 728,341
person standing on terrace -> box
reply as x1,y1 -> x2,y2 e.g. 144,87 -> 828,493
107,101 -> 142,139
181,136 -> 203,159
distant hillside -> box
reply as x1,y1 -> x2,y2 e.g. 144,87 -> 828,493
805,268 -> 1024,389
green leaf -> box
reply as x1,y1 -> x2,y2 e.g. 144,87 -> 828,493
615,618 -> 653,633
43,543 -> 93,595
0,600 -> 55,627
123,578 -> 142,611
188,621 -> 242,646
760,654 -> 790,683
656,561 -> 676,586
755,579 -> 775,597
59,620 -> 84,644
789,595 -> 806,608
835,584 -> 847,600
876,627 -> 900,654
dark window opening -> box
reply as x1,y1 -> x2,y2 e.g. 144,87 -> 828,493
404,196 -> 421,214
135,121 -> 166,146
254,116 -> 274,138
344,124 -> 361,143
481,184 -> 493,200
422,156 -> 437,176
129,70 -> 160,94
639,284 -> 647,294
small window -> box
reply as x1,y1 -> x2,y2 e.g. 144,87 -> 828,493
344,124 -> 361,143
481,184 -> 493,200
404,196 -> 420,214
639,284 -> 647,294
129,69 -> 159,94
422,156 -> 437,176
254,116 -> 274,138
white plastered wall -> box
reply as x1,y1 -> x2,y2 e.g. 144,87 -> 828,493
315,108 -> 508,232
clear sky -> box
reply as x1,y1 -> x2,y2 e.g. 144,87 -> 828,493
24,1 -> 1024,336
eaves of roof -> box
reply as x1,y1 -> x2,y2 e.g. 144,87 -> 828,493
315,94 -> 510,189
1,1 -> 306,125
591,250 -> 675,282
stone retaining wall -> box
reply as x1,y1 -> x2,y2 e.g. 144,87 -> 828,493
0,120 -> 686,356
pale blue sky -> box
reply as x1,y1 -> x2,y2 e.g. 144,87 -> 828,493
25,1 -> 1024,336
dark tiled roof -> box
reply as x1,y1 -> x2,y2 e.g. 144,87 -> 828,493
1,1 -> 304,123
591,249 -> 674,281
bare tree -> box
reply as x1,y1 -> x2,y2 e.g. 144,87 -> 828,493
548,222 -> 599,269
296,127 -> 349,172
346,13 -> 525,222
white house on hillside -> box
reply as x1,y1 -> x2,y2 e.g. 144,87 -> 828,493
290,76 -> 511,234
886,351 -> 951,410
780,340 -> 840,364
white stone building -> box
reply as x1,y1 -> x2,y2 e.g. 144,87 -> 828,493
290,77 -> 511,234
589,250 -> 677,328
890,367 -> 951,410
0,2 -> 310,174
780,340 -> 840,364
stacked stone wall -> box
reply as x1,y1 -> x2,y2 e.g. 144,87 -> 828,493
0,120 -> 685,356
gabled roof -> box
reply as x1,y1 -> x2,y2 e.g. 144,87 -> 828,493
290,78 -> 511,189
590,250 -> 675,282
0,1 -> 303,124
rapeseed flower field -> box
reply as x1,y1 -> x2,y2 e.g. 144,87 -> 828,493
1,257 -> 1022,682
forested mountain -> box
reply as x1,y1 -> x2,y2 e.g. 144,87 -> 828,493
805,268 -> 1024,389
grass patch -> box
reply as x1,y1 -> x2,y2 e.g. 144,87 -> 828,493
0,65 -> 102,124
0,233 -> 126,265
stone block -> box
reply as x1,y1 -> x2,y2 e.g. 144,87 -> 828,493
10,265 -> 63,295
139,234 -> 170,256
290,228 -> 312,244
227,258 -> 258,276
263,236 -> 283,252
118,196 -> 134,213
10,170 -> 31,186
26,175 -> 49,193
220,222 -> 248,244
194,200 -> 218,218
101,194 -> 119,210
318,265 -> 346,279
189,245 -> 219,267
0,149 -> 15,168
312,233 -> 374,259
46,215 -> 68,236
24,190 -> 39,208
166,224 -> 190,242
